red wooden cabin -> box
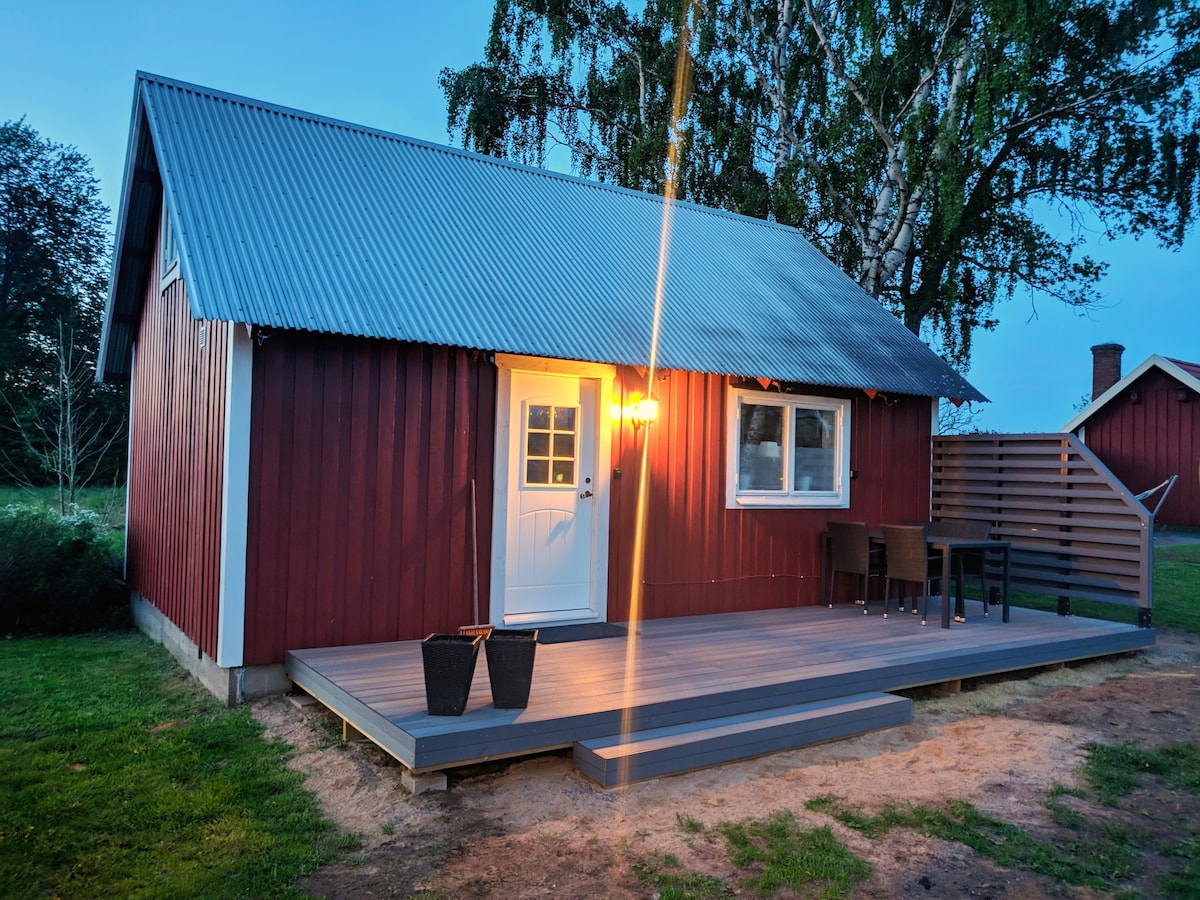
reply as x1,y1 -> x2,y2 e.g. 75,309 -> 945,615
100,74 -> 984,702
1066,344 -> 1200,530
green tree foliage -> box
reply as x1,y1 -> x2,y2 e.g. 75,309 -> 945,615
0,119 -> 125,494
442,0 -> 1200,365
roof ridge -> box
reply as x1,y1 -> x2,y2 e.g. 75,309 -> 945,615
103,71 -> 984,400
135,71 -> 811,236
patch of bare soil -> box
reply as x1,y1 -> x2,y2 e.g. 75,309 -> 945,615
252,629 -> 1200,899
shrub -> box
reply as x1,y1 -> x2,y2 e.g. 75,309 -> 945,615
0,503 -> 124,634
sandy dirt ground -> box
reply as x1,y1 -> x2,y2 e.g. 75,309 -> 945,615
252,627 -> 1200,899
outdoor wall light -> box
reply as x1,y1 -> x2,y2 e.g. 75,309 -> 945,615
611,392 -> 659,430
627,393 -> 659,425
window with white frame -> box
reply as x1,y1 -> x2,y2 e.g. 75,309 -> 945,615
160,203 -> 180,288
725,387 -> 851,508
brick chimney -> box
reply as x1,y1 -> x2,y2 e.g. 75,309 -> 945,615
1090,343 -> 1125,400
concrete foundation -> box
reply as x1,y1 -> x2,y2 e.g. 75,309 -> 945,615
130,592 -> 290,705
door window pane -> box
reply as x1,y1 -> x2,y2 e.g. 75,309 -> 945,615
553,407 -> 576,430
524,402 -> 580,487
527,432 -> 550,458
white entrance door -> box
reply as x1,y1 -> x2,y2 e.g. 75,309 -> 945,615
492,357 -> 612,626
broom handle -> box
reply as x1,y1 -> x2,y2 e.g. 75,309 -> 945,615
471,478 -> 479,625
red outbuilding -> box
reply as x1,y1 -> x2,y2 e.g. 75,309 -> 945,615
1065,344 -> 1200,529
99,74 -> 985,702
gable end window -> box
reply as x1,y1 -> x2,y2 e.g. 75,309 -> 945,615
725,387 -> 851,509
160,204 -> 180,289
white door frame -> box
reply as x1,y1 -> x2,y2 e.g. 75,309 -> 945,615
491,354 -> 614,626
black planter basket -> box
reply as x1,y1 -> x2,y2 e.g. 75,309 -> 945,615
484,629 -> 539,709
421,633 -> 483,716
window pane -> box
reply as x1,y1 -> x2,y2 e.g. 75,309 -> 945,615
527,432 -> 550,458
739,403 -> 784,491
526,459 -> 549,484
552,460 -> 574,485
554,407 -> 576,431
528,405 -> 551,430
794,408 -> 836,491
552,433 -> 575,459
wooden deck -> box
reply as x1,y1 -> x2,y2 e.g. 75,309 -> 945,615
285,598 -> 1154,784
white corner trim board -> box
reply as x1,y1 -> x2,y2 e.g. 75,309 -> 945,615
217,325 -> 253,667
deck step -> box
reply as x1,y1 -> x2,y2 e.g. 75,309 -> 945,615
573,691 -> 911,787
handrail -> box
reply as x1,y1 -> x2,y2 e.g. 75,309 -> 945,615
1135,474 -> 1179,519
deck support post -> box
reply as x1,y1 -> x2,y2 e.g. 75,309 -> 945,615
342,720 -> 367,742
402,769 -> 448,795
1057,596 -> 1071,617
927,678 -> 962,697
1138,608 -> 1152,628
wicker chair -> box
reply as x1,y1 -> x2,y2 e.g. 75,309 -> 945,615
826,520 -> 884,613
881,524 -> 934,625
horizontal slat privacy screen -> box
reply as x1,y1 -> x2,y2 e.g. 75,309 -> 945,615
931,434 -> 1152,613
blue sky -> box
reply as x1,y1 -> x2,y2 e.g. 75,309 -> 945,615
5,0 -> 1196,432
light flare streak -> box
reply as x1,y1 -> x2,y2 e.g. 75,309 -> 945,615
616,0 -> 696,788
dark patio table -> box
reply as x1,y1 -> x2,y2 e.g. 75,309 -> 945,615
925,533 -> 1012,628
819,529 -> 1012,628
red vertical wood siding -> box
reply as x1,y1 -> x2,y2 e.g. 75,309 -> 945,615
243,334 -> 495,666
126,216 -> 228,659
606,369 -> 933,622
1082,368 -> 1199,527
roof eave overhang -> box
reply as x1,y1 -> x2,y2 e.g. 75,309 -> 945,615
97,76 -> 163,383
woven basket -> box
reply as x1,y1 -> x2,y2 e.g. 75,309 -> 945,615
484,629 -> 539,709
421,633 -> 483,716
457,624 -> 495,639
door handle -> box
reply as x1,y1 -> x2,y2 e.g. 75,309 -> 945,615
579,490 -> 593,499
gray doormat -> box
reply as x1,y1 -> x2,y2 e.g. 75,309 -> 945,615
536,623 -> 630,644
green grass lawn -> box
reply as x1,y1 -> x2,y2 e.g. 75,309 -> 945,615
1005,542 -> 1200,632
0,631 -> 346,898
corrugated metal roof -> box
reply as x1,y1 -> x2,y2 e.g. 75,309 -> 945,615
1168,357 -> 1200,381
100,72 -> 985,401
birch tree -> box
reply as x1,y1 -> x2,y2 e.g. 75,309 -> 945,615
442,0 -> 1200,365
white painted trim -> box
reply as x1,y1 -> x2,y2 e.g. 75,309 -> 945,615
1063,354 -> 1200,433
593,372 -> 613,620
216,325 -> 252,667
158,202 -> 182,292
926,400 -> 936,518
490,365 -> 514,626
123,343 -> 136,582
494,353 -> 616,379
724,387 -> 851,509
490,355 -> 614,627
